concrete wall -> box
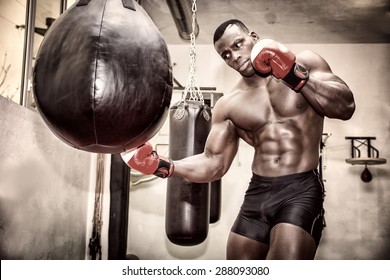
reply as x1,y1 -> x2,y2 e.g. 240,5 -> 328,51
0,96 -> 92,259
126,44 -> 390,260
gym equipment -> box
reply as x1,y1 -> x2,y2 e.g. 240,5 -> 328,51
165,0 -> 213,245
251,39 -> 308,91
209,179 -> 221,223
345,136 -> 387,183
33,0 -> 172,153
166,100 -> 211,246
121,142 -> 174,178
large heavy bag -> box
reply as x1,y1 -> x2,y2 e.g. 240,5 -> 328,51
165,100 -> 211,246
209,179 -> 221,223
33,0 -> 172,153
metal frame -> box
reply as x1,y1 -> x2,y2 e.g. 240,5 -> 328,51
20,0 -> 68,107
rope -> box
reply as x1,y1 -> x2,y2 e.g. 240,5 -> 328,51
181,0 -> 203,104
89,153 -> 104,260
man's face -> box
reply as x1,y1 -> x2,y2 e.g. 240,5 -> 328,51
214,24 -> 257,77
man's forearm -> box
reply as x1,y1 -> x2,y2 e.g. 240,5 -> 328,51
301,75 -> 355,120
173,153 -> 224,183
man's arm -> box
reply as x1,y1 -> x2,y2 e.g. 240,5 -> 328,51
298,50 -> 356,120
250,40 -> 355,120
173,100 -> 239,183
121,98 -> 239,183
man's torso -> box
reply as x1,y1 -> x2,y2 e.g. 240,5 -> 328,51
223,76 -> 323,176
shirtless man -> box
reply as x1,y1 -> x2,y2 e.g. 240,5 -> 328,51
121,19 -> 355,259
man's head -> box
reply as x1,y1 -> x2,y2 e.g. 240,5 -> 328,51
213,19 -> 250,44
213,19 -> 259,77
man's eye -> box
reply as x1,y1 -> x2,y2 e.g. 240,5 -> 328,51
223,53 -> 231,60
235,42 -> 242,48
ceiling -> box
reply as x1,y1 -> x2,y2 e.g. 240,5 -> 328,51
140,0 -> 390,44
34,0 -> 390,44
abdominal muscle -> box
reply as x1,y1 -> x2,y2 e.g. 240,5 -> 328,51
239,119 -> 321,177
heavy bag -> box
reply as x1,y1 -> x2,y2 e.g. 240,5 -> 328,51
166,100 -> 211,246
209,179 -> 221,223
33,0 -> 172,154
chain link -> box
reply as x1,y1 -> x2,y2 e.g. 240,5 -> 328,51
182,0 -> 204,104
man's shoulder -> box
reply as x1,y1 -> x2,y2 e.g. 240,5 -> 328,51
296,50 -> 318,62
216,88 -> 241,106
214,93 -> 232,109
212,92 -> 238,119
296,50 -> 331,73
213,78 -> 248,114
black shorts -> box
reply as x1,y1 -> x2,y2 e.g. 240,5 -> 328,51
231,169 -> 325,246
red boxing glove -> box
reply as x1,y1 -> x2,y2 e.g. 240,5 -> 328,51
250,39 -> 309,91
121,142 -> 174,178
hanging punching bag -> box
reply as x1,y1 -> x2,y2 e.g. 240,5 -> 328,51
209,179 -> 221,223
166,100 -> 211,246
33,0 -> 172,154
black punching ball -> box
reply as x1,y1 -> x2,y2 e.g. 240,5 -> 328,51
166,100 -> 211,246
33,0 -> 172,153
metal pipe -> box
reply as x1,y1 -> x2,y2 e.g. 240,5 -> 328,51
20,0 -> 36,107
166,0 -> 199,40
60,0 -> 68,14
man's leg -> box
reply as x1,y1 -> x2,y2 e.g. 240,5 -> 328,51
226,231 -> 269,260
266,223 -> 317,260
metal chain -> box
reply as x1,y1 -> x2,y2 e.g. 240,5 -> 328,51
182,0 -> 204,104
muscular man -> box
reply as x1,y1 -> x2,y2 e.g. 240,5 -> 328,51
121,19 -> 355,259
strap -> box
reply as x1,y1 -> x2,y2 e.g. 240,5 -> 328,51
76,0 -> 91,6
282,63 -> 309,92
88,154 -> 105,259
76,0 -> 136,11
122,0 -> 136,11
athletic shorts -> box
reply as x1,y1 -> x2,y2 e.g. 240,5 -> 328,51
231,169 -> 325,246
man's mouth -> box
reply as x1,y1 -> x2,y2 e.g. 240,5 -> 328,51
238,60 -> 250,72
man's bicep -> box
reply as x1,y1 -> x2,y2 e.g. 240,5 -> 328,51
204,119 -> 239,174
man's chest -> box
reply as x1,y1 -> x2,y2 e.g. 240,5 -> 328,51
228,82 -> 310,132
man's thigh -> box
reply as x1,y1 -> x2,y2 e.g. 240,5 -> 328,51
267,223 -> 317,260
226,231 -> 269,260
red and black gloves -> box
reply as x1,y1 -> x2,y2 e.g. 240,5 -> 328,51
251,39 -> 309,91
121,142 -> 174,178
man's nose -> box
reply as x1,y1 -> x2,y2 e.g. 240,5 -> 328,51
232,52 -> 241,62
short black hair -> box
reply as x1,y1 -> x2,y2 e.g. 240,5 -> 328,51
213,19 -> 249,44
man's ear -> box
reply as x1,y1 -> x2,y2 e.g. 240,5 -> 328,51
249,31 -> 259,42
